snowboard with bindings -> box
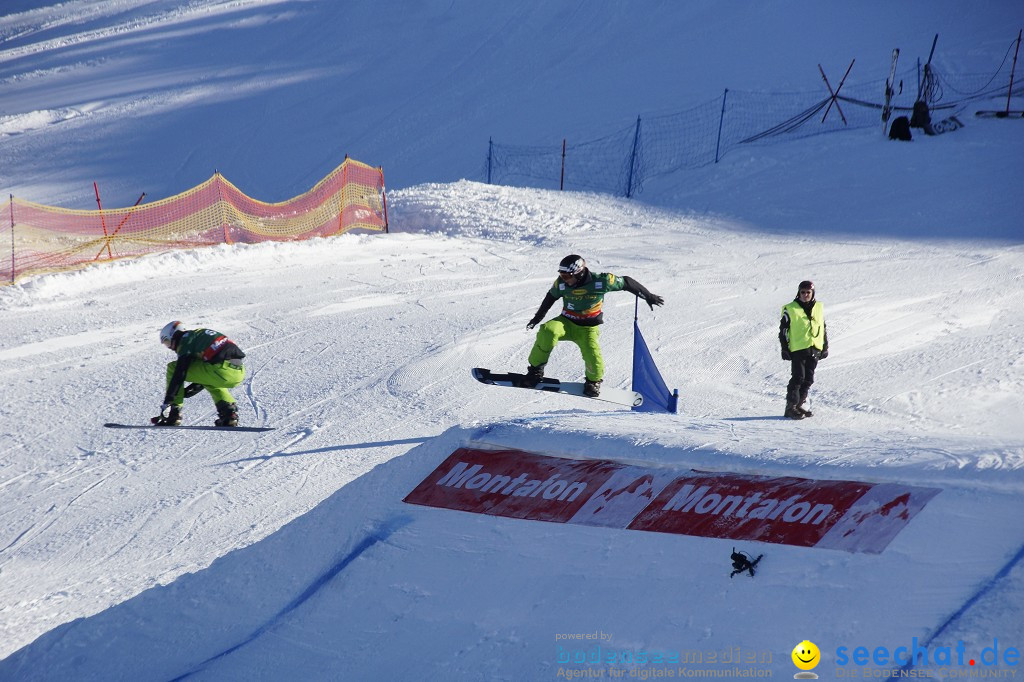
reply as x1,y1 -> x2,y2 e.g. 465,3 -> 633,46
104,423 -> 275,432
471,367 -> 643,408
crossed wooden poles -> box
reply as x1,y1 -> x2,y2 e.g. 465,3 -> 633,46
818,59 -> 855,125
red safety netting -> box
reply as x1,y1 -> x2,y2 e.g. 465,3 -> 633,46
3,157 -> 387,284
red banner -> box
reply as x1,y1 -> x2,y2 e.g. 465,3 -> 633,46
628,474 -> 871,547
404,447 -> 940,553
403,448 -> 620,523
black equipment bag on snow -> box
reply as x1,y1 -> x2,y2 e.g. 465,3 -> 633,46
889,116 -> 912,141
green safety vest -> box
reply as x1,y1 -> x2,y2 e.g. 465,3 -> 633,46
782,300 -> 825,352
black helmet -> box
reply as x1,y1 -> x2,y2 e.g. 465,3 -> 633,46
558,254 -> 586,277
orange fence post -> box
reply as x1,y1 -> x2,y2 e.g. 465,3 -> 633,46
215,172 -> 232,245
93,182 -> 113,259
8,194 -> 13,284
93,192 -> 146,261
339,157 -> 349,236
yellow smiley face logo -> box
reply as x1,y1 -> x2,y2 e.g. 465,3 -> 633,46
791,640 -> 820,670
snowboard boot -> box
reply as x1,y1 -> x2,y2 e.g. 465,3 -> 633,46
521,364 -> 546,388
583,379 -> 603,397
796,390 -> 813,417
784,403 -> 805,420
153,405 -> 182,426
214,400 -> 239,427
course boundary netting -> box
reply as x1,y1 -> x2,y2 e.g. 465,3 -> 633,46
484,36 -> 1024,197
3,157 -> 387,285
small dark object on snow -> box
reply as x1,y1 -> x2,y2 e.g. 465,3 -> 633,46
730,548 -> 763,578
910,100 -> 931,129
889,116 -> 912,141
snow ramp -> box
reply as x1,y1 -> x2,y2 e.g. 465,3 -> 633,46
2,421 -> 1022,680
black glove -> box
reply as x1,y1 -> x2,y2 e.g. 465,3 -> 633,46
781,349 -> 792,361
644,293 -> 665,310
527,316 -> 542,330
151,403 -> 175,426
820,349 -> 829,360
184,383 -> 204,398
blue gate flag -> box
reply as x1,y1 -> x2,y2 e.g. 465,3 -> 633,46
631,316 -> 678,413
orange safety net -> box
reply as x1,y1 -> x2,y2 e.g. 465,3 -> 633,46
2,157 -> 387,285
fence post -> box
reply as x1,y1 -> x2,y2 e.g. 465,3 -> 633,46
340,157 -> 350,236
1006,29 -> 1022,115
715,89 -> 729,163
8,194 -> 14,284
215,170 -> 231,245
560,139 -> 566,190
93,181 -> 113,259
625,116 -> 642,198
487,137 -> 493,184
94,192 -> 145,262
380,166 -> 389,234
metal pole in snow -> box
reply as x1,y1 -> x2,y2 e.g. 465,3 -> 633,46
380,166 -> 389,234
1006,30 -> 1022,116
625,116 -> 641,198
487,137 -> 493,184
560,139 -> 566,191
715,89 -> 729,163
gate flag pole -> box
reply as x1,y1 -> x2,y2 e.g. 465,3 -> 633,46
631,297 -> 679,413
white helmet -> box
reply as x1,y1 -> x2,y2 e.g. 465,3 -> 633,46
160,320 -> 183,349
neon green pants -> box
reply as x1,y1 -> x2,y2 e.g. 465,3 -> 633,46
528,317 -> 604,381
166,360 -> 245,406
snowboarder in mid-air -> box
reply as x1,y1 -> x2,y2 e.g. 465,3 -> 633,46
524,254 -> 663,397
154,321 -> 246,427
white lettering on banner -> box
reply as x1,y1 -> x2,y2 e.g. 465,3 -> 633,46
662,484 -> 833,525
436,461 -> 587,502
404,448 -> 942,553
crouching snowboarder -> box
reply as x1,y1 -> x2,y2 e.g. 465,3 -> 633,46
154,321 -> 246,427
523,254 -> 664,397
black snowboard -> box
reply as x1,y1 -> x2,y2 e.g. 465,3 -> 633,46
104,423 -> 275,432
471,367 -> 643,407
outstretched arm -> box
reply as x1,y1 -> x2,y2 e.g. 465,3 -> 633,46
622,276 -> 664,309
527,293 -> 558,329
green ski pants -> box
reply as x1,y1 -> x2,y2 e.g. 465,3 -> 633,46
528,317 -> 604,381
166,360 -> 245,406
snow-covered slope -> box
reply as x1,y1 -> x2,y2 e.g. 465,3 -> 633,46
2,180 -> 1023,677
2,0 -> 1021,207
1,1 -> 1023,679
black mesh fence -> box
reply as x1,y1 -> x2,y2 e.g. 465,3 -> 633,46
485,40 -> 1024,197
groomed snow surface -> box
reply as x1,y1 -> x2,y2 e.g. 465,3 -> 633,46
2,1 -> 1023,680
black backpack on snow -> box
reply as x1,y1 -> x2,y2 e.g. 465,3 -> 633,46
889,116 -> 912,141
